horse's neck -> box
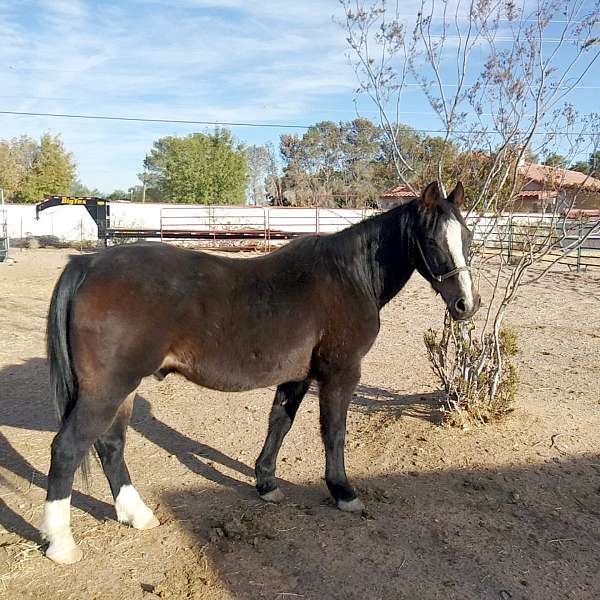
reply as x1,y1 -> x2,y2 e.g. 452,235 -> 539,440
339,205 -> 416,308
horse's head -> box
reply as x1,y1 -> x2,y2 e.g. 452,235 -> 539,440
412,181 -> 481,321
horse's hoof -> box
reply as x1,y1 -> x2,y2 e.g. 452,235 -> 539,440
260,488 -> 285,504
116,486 -> 160,530
46,542 -> 83,565
337,498 -> 365,513
131,513 -> 160,530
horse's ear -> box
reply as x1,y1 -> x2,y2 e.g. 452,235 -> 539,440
421,181 -> 443,208
447,182 -> 465,207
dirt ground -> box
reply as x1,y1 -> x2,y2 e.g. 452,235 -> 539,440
1,248 -> 599,600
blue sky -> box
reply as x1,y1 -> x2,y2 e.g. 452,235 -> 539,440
0,0 -> 598,193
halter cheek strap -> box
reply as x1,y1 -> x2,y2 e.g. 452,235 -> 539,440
414,237 -> 470,283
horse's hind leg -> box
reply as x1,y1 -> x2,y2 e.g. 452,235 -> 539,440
41,386 -> 136,564
255,380 -> 310,503
94,393 -> 159,530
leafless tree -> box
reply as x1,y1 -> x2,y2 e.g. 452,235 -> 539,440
340,0 -> 600,425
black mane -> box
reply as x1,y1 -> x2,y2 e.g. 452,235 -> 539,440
312,202 -> 418,307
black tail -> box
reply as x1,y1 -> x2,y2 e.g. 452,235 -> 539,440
46,254 -> 92,480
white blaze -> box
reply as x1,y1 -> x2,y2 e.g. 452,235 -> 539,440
444,218 -> 473,310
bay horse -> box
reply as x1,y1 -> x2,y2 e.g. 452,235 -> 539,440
40,181 -> 480,564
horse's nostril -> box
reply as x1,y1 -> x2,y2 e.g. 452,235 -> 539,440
455,298 -> 467,313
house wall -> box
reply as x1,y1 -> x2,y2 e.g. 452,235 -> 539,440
564,190 -> 600,210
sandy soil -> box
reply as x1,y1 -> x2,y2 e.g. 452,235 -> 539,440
1,248 -> 599,600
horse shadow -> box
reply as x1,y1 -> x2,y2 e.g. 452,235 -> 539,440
307,382 -> 442,423
0,357 -> 442,545
130,394 -> 256,495
0,358 -> 114,544
0,359 -> 256,543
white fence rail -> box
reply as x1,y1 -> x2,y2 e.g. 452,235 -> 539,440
2,201 -> 598,270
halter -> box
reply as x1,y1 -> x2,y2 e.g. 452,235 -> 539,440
414,237 -> 471,283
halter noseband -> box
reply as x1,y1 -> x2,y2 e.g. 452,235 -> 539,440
414,237 -> 470,283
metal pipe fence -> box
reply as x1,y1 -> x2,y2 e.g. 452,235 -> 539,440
158,206 -> 600,270
466,213 -> 600,271
159,205 -> 375,250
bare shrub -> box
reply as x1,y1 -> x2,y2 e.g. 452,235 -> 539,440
25,236 -> 39,249
424,318 -> 517,427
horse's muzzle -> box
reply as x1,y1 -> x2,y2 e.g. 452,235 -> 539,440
450,291 -> 481,321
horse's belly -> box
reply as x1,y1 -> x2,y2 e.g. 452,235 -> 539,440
161,341 -> 314,392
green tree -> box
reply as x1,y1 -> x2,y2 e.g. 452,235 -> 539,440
144,129 -> 247,204
278,118 -> 475,207
0,136 -> 39,200
0,142 -> 21,198
280,118 -> 394,206
570,160 -> 591,174
542,153 -> 568,168
106,189 -> 129,201
70,179 -> 102,197
16,134 -> 76,203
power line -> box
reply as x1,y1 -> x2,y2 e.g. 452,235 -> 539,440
0,109 -> 597,136
0,110 -> 309,130
3,79 -> 599,92
0,104 -> 583,119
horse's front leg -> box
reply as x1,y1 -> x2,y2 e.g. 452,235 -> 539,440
318,368 -> 363,512
255,379 -> 310,502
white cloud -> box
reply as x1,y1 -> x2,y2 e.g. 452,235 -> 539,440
0,0 -> 361,190
1,0 -> 593,191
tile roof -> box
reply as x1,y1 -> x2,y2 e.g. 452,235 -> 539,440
379,185 -> 418,199
379,164 -> 600,201
519,163 -> 600,190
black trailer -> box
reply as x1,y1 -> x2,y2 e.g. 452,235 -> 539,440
36,196 -> 111,246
